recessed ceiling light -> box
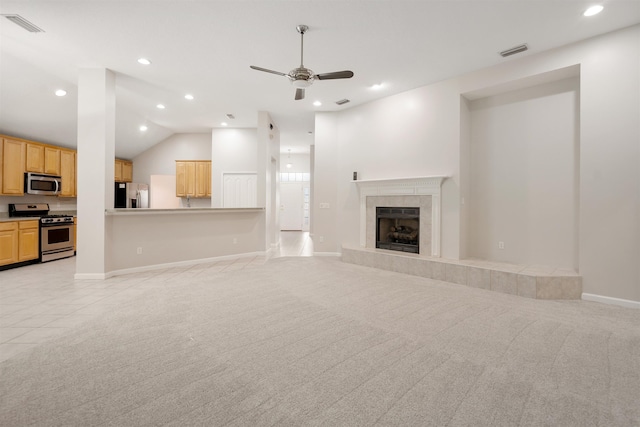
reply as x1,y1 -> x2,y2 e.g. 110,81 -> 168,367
54,89 -> 67,97
313,101 -> 322,107
584,5 -> 603,16
139,125 -> 148,131
221,122 -> 228,127
371,83 -> 383,90
137,58 -> 151,65
184,94 -> 194,100
156,104 -> 165,109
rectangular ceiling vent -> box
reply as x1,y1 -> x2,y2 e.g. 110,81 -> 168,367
500,44 -> 528,57
2,14 -> 45,33
335,99 -> 350,106
225,113 -> 235,120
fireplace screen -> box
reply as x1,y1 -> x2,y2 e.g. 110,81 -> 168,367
376,207 -> 420,253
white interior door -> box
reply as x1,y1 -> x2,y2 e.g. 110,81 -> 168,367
280,182 -> 303,230
223,173 -> 257,207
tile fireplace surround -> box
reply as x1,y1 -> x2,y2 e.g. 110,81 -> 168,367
348,177 -> 582,300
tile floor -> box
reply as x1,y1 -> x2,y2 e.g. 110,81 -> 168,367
0,231 -> 313,362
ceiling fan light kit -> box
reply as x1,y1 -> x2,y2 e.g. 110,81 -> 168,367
250,24 -> 354,100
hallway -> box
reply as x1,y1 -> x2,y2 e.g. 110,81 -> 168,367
273,231 -> 314,257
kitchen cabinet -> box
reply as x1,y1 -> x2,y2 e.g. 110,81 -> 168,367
60,149 -> 76,197
0,222 -> 19,266
25,144 -> 60,175
18,220 -> 39,262
0,220 -> 41,266
26,143 -> 45,173
1,138 -> 26,195
44,147 -> 61,175
115,159 -> 133,183
176,160 -> 211,198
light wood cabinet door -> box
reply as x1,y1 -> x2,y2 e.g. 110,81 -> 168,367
0,222 -> 19,266
195,161 -> 208,197
44,147 -> 61,175
185,162 -> 196,196
114,159 -> 123,182
1,138 -> 26,195
176,160 -> 211,198
60,149 -> 76,197
122,161 -> 133,182
18,221 -> 39,262
25,143 -> 44,173
205,161 -> 212,197
176,161 -> 187,197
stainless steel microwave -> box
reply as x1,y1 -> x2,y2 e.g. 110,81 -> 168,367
24,172 -> 62,195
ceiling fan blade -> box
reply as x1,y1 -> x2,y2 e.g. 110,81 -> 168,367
316,70 -> 354,80
250,65 -> 287,77
295,88 -> 305,100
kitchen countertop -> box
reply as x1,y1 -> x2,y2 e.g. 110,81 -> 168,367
105,207 -> 265,216
0,217 -> 42,223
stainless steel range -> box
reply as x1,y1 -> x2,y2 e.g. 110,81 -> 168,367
9,203 -> 75,262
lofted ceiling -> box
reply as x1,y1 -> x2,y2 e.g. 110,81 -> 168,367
1,1 -> 639,159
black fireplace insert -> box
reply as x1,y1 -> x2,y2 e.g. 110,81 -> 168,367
376,207 -> 420,253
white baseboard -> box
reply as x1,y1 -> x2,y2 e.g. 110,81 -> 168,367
102,251 -> 267,279
74,272 -> 110,280
582,293 -> 640,309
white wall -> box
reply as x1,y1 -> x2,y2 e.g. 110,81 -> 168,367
468,77 -> 579,269
132,133 -> 212,208
314,24 -> 640,302
133,133 -> 211,181
280,153 -> 310,173
107,210 -> 265,272
211,128 -> 258,208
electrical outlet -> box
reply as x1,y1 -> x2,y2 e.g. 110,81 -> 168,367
319,236 -> 324,243
233,238 -> 237,244
498,241 -> 505,250
137,247 -> 143,254
319,203 -> 330,209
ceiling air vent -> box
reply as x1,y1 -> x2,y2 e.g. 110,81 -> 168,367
335,99 -> 350,106
225,114 -> 235,120
500,44 -> 528,57
2,14 -> 45,33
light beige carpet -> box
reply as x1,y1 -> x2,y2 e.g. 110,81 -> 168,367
1,257 -> 639,426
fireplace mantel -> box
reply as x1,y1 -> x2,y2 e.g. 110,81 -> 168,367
354,176 -> 448,256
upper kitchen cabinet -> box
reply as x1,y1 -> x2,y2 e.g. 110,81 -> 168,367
115,159 -> 133,183
25,143 -> 44,173
176,160 -> 211,198
1,137 -> 26,195
44,147 -> 61,175
59,149 -> 76,197
25,143 -> 60,175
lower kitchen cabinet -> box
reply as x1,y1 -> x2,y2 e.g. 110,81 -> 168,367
0,222 -> 19,266
18,221 -> 39,262
0,220 -> 40,267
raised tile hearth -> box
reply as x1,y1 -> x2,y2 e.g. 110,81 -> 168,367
341,246 -> 582,300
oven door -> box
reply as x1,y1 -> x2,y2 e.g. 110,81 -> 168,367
41,223 -> 74,253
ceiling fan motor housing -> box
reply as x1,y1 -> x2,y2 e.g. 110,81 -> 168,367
289,67 -> 314,88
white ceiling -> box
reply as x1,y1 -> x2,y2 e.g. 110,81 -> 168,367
1,1 -> 638,159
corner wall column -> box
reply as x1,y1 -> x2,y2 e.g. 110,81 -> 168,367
75,68 -> 115,279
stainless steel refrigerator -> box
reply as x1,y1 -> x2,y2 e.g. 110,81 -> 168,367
115,182 -> 149,208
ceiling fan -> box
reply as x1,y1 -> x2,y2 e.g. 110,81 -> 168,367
250,25 -> 354,100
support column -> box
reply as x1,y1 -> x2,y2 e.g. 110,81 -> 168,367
75,68 -> 115,279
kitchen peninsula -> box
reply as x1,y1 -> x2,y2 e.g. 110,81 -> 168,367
104,207 -> 265,276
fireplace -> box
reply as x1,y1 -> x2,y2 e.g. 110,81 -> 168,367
376,207 -> 420,253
